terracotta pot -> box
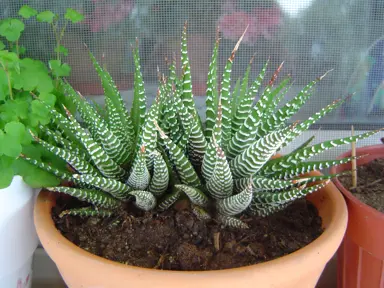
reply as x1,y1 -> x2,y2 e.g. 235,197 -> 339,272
34,170 -> 347,288
331,144 -> 384,288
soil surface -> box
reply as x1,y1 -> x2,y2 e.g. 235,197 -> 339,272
52,196 -> 323,271
339,158 -> 384,213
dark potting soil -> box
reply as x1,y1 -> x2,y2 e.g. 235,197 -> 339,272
52,195 -> 323,271
339,158 -> 384,213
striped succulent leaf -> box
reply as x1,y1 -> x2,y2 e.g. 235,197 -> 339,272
167,53 -> 178,85
252,181 -> 329,204
262,77 -> 292,118
63,82 -> 130,166
290,135 -> 316,154
148,151 -> 169,197
20,154 -> 74,181
220,29 -> 247,147
216,180 -> 253,216
231,59 -> 268,135
175,184 -> 209,207
128,190 -> 156,211
217,214 -> 249,229
267,129 -> 381,172
266,155 -> 363,179
161,93 -> 182,144
63,107 -> 128,180
155,121 -> 201,187
29,131 -> 100,176
88,51 -> 130,122
206,143 -> 233,199
172,87 -> 193,150
38,124 -> 86,157
180,22 -> 197,119
248,201 -> 289,217
205,30 -> 220,140
231,78 -> 241,120
131,42 -> 147,132
88,50 -> 135,160
229,124 -> 295,178
59,207 -> 114,218
192,205 -> 212,221
127,146 -> 150,190
257,71 -> 331,138
225,70 -> 283,160
46,186 -> 121,209
104,96 -> 133,155
157,186 -> 181,212
138,92 -> 160,169
187,120 -> 208,170
202,99 -> 223,182
73,174 -> 131,200
35,97 -> 82,146
284,97 -> 350,145
233,176 -> 295,193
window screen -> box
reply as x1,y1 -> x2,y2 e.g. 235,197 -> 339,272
2,0 -> 384,131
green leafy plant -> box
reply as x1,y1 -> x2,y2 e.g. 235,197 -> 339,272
0,5 -> 83,189
27,23 -> 381,228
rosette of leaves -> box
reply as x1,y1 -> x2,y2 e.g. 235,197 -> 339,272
27,23 -> 381,228
0,5 -> 83,189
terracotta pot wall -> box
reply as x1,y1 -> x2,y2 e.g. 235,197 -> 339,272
34,171 -> 348,288
331,144 -> 384,288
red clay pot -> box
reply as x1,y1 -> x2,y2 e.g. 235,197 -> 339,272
331,144 -> 384,288
34,171 -> 347,288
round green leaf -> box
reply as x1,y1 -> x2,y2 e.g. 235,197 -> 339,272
36,11 -> 56,23
0,69 -> 9,100
54,45 -> 69,57
49,60 -> 71,77
1,136 -> 22,157
0,166 -> 14,189
0,19 -> 25,42
65,8 -> 84,24
39,93 -> 56,107
5,121 -> 25,138
18,5 -> 38,19
29,100 -> 50,126
13,158 -> 60,188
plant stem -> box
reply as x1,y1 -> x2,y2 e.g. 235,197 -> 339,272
16,40 -> 20,57
351,125 -> 357,188
1,63 -> 13,100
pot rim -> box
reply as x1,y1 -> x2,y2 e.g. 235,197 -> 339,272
34,170 -> 347,276
330,144 -> 384,218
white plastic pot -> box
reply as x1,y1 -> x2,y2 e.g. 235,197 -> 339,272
0,176 -> 39,288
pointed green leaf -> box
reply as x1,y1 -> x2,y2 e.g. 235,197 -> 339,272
128,190 -> 156,211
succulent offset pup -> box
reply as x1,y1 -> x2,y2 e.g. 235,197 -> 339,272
25,24 -> 380,229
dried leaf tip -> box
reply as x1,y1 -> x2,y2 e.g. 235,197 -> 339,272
140,144 -> 146,154
317,69 -> 334,81
28,129 -> 39,141
153,120 -> 166,139
215,26 -> 221,44
269,61 -> 284,86
249,52 -> 256,65
230,24 -> 249,61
